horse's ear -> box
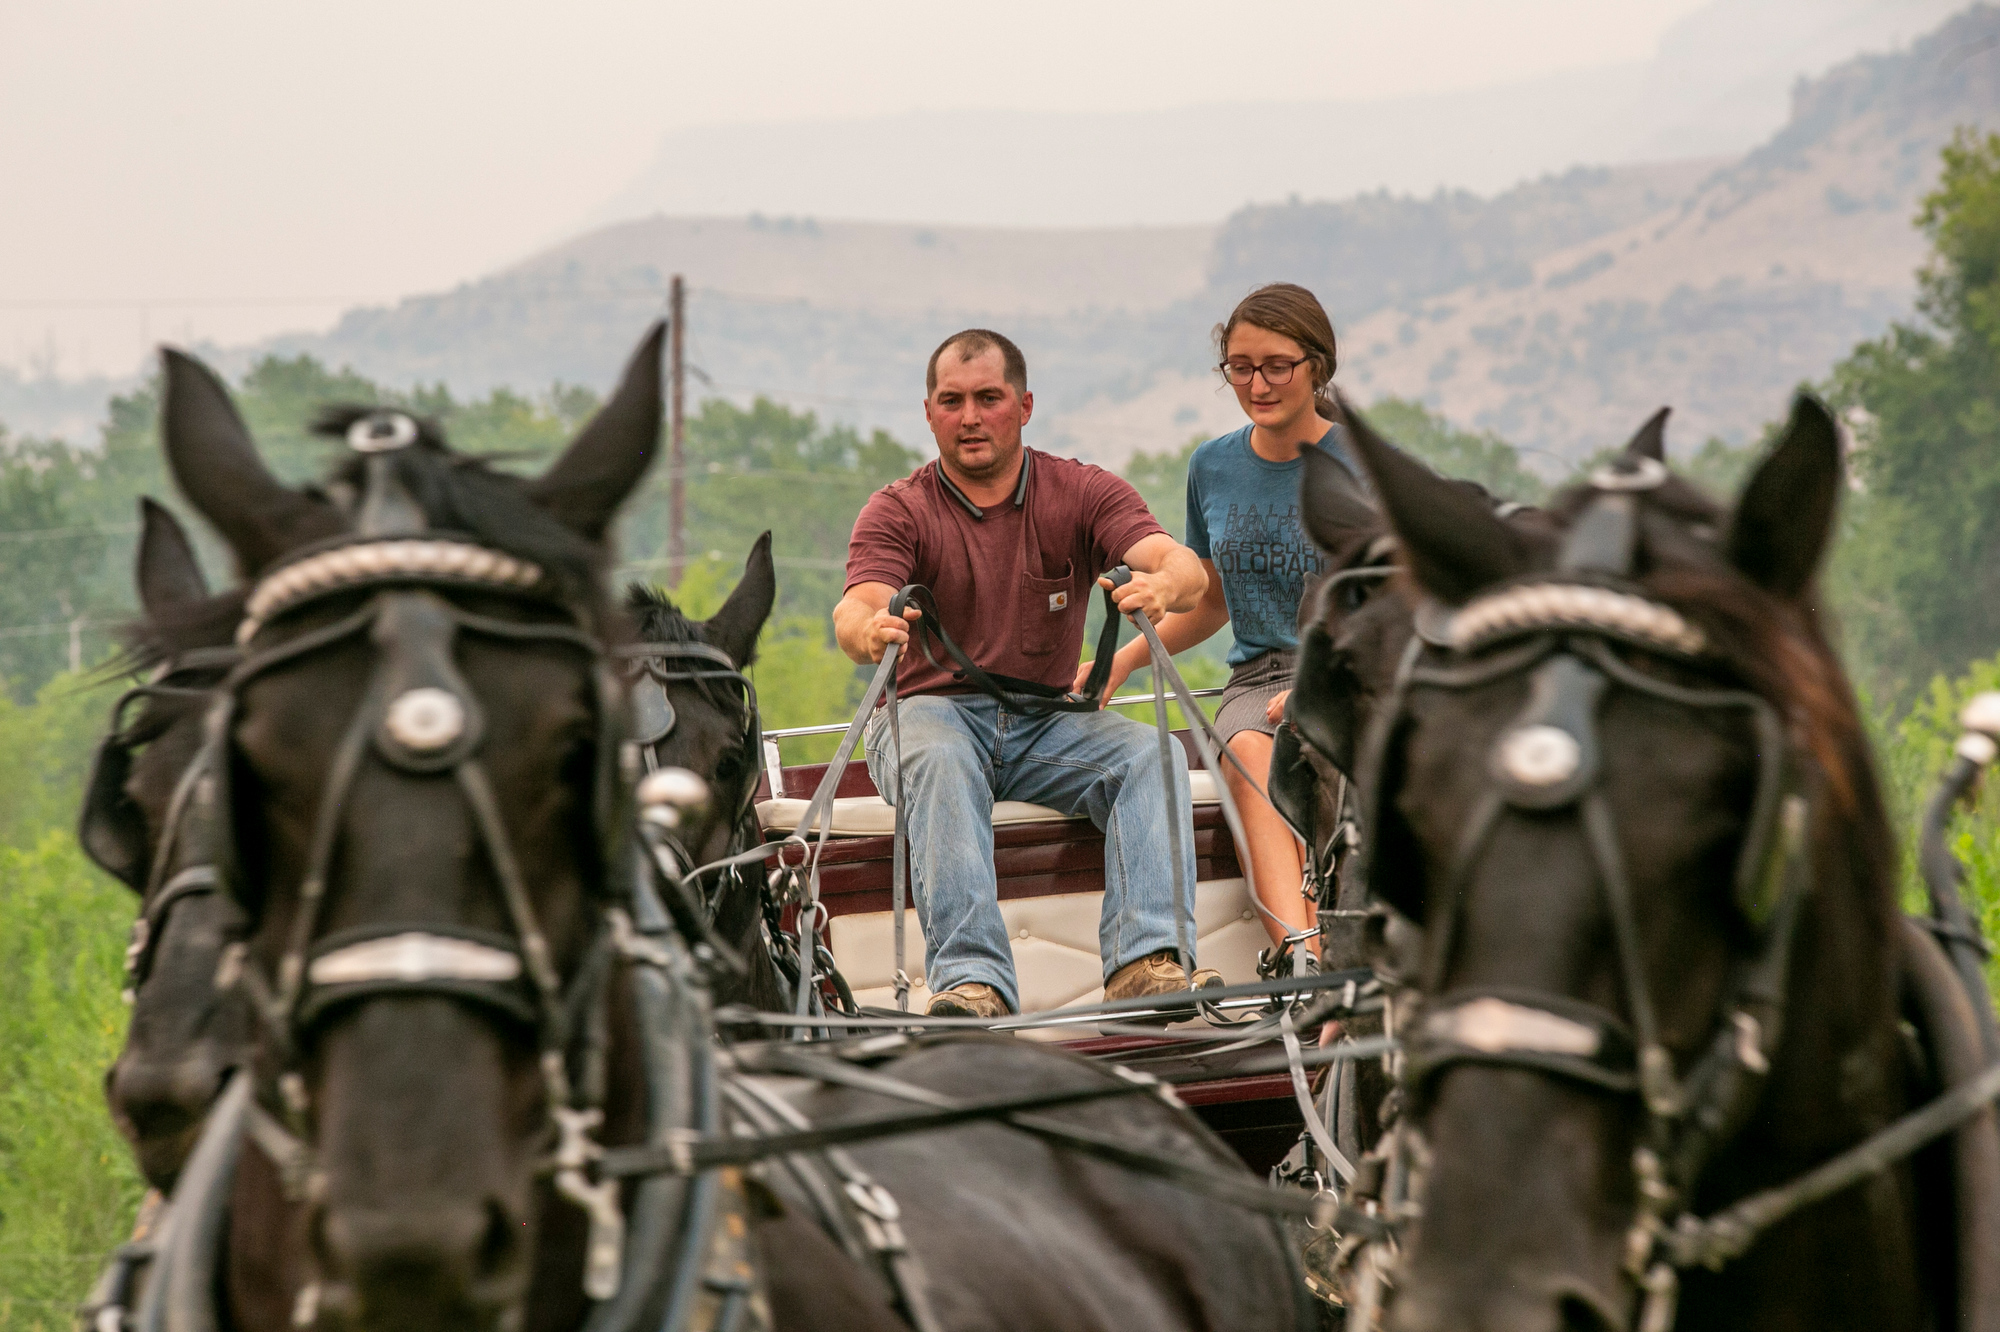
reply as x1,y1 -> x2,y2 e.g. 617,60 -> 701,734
1300,446 -> 1377,558
161,348 -> 342,576
1623,407 -> 1670,462
1341,395 -> 1527,604
78,737 -> 147,891
703,532 -> 775,667
1726,395 -> 1842,602
528,323 -> 665,540
135,498 -> 209,616
1289,626 -> 1362,776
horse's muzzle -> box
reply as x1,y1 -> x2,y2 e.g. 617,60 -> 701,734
315,1198 -> 527,1332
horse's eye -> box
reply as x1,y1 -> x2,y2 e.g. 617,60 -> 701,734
1340,581 -> 1372,611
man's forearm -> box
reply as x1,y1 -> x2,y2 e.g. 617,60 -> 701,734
832,595 -> 877,664
1159,546 -> 1207,613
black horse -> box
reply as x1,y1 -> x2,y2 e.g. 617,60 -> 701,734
1291,397 -> 1965,1331
79,499 -> 255,1190
623,552 -> 792,1019
149,329 -> 1316,1332
84,523 -> 791,1200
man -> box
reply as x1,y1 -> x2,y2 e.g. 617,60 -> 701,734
834,329 -> 1218,1019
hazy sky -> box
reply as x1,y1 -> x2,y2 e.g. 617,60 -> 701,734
0,0 -> 1713,377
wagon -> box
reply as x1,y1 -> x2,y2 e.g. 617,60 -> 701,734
749,686 -> 1316,1173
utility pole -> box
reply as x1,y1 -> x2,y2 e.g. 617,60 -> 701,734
668,274 -> 686,588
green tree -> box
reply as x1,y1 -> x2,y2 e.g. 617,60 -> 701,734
0,358 -> 612,701
1363,397 -> 1545,503
1825,129 -> 2000,701
618,397 -> 920,621
0,429 -> 116,691
1122,435 -> 1204,539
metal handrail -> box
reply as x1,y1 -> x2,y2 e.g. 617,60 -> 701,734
760,687 -> 1225,740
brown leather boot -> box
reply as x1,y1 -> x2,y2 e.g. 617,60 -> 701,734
925,982 -> 1011,1019
1103,950 -> 1225,1004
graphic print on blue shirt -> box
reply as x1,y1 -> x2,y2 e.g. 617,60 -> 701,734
1185,424 -> 1357,666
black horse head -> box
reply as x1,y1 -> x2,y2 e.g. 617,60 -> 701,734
623,539 -> 792,1020
624,533 -> 774,867
159,327 -> 664,1332
1310,398 -> 1921,1332
80,499 -> 253,1190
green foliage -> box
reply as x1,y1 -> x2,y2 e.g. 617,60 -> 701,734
659,553 -> 869,764
0,831 -> 141,1329
618,397 -> 921,622
0,670 -> 121,852
0,426 -> 117,690
0,357 -> 611,704
1677,435 -> 1758,499
1872,653 -> 2000,989
1122,435 -> 1204,540
1362,397 -> 1546,503
1824,129 -> 2000,703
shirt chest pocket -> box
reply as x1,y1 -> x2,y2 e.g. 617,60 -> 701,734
1017,560 -> 1075,658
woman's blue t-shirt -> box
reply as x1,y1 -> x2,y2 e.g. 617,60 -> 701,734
1184,423 -> 1362,666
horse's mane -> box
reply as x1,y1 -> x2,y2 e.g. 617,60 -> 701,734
120,587 -> 247,675
119,406 -> 618,673
624,583 -> 708,646
1549,474 -> 1893,900
312,406 -> 604,606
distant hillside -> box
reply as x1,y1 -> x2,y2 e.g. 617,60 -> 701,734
255,220 -> 1215,446
1334,2 -> 2000,455
231,4 -> 2000,471
1064,3 -> 2000,463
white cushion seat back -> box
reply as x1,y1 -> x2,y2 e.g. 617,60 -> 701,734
827,876 -> 1267,1035
759,768 -> 1220,836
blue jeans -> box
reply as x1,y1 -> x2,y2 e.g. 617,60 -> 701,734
864,694 -> 1197,1013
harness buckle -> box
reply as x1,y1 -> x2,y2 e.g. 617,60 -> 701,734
844,1180 -> 909,1254
551,1106 -> 625,1300
1636,1262 -> 1679,1332
1731,1012 -> 1769,1074
609,907 -> 675,970
1638,1045 -> 1682,1118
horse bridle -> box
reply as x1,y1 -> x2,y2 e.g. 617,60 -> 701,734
187,428 -> 651,1301
83,645 -> 244,999
1349,459 -> 1815,1327
625,640 -> 762,869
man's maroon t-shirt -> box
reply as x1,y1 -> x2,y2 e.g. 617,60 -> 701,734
845,449 -> 1166,699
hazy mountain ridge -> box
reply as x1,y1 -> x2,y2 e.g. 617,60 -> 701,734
1205,161 -> 1720,327
1327,3 -> 2000,457
584,1 -> 1966,228
106,3 -> 2000,471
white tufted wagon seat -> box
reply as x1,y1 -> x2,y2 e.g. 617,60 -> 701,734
755,768 -> 1220,836
827,877 -> 1268,1022
754,769 -> 1260,1024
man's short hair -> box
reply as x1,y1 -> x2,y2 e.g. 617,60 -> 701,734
926,329 -> 1028,397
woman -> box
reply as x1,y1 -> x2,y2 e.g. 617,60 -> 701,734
1079,283 -> 1360,969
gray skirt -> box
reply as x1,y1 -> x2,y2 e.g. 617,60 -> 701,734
1211,649 -> 1297,746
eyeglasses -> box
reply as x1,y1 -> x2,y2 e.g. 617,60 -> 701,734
1218,356 -> 1312,387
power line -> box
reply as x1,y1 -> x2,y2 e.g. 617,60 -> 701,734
0,521 -> 138,544
0,617 -> 111,642
620,554 -> 848,573
0,297 -> 359,311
